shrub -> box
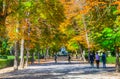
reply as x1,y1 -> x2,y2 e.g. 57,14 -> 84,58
7,56 -> 14,59
0,59 -> 14,69
0,55 -> 8,59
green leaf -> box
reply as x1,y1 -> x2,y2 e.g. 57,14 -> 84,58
102,27 -> 113,34
40,13 -> 47,19
106,33 -> 113,37
23,2 -> 32,7
113,10 -> 119,15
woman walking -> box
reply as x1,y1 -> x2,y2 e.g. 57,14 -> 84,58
95,52 -> 100,68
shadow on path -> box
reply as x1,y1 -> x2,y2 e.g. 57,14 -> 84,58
31,61 -> 87,66
0,61 -> 116,79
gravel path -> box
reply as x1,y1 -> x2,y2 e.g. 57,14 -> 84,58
0,61 -> 120,79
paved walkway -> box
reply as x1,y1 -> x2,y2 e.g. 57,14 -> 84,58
0,61 -> 119,79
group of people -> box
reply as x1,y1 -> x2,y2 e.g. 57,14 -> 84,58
89,52 -> 106,68
54,52 -> 106,68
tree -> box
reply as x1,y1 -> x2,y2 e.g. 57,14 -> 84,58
89,0 -> 120,72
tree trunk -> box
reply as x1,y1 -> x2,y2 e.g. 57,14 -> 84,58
31,52 -> 34,64
20,38 -> 24,68
41,49 -> 44,58
38,52 -> 40,64
14,41 -> 19,71
25,12 -> 30,67
115,46 -> 120,72
81,50 -> 86,62
0,17 -> 6,37
45,47 -> 49,60
79,0 -> 90,61
14,12 -> 19,71
82,14 -> 90,52
75,50 -> 78,59
0,0 -> 9,38
25,48 -> 29,67
78,43 -> 86,62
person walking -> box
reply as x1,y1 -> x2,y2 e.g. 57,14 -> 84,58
95,52 -> 100,68
89,53 -> 95,68
102,52 -> 106,68
54,54 -> 57,63
68,54 -> 71,63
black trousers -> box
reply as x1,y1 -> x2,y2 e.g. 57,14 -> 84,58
96,60 -> 100,68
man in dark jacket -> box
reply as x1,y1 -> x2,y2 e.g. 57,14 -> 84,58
54,54 -> 57,63
89,53 -> 95,68
102,52 -> 106,68
68,54 -> 71,63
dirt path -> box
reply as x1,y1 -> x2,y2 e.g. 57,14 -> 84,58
0,61 -> 119,79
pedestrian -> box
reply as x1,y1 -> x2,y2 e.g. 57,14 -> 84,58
54,54 -> 57,63
89,53 -> 94,68
68,54 -> 71,63
95,52 -> 100,68
102,52 -> 106,68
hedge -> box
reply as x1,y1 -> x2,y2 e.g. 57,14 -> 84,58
0,55 -> 8,59
0,59 -> 14,69
0,55 -> 33,69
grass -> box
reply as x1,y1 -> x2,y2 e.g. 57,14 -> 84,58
106,56 -> 116,64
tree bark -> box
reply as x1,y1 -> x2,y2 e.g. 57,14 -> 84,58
75,50 -> 78,59
38,52 -> 40,64
45,47 -> 49,60
115,46 -> 120,72
25,48 -> 29,67
25,11 -> 30,66
0,11 -> 6,38
78,43 -> 86,62
82,14 -> 90,52
31,52 -> 34,64
20,38 -> 24,68
14,41 -> 19,71
0,0 -> 8,37
78,0 -> 90,59
14,12 -> 19,71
